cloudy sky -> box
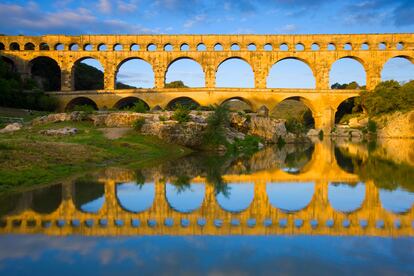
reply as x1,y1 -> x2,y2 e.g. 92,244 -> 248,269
1,0 -> 413,87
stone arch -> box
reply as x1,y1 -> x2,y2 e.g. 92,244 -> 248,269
130,43 -> 139,51
116,181 -> 155,213
9,42 -> 20,51
24,42 -> 35,50
0,42 -> 4,50
180,43 -> 190,51
165,182 -> 205,213
266,182 -> 315,212
113,43 -> 123,51
72,57 -> 104,90
98,43 -> 107,51
329,56 -> 367,88
116,57 -> 154,89
216,57 -> 254,88
221,97 -> 254,112
381,55 -> 414,82
271,96 -> 316,130
273,96 -> 317,115
166,97 -> 200,110
215,182 -> 255,213
73,178 -> 105,214
31,184 -> 62,214
113,97 -> 150,110
164,43 -> 173,51
1,56 -> 17,72
165,57 -> 205,87
328,181 -> 366,213
197,43 -> 206,51
65,97 -> 98,111
54,43 -> 64,50
83,44 -> 93,51
267,57 -> 316,88
39,43 -> 50,50
69,43 -> 79,51
334,96 -> 363,124
247,43 -> 256,51
29,56 -> 61,91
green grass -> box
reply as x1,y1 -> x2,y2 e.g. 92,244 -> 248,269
0,121 -> 190,192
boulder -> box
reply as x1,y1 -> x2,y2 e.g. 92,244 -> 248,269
0,122 -> 23,133
40,127 -> 78,136
306,129 -> 320,136
247,115 -> 287,143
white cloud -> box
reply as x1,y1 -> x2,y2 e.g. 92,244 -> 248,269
183,14 -> 207,28
279,24 -> 297,33
98,0 -> 112,13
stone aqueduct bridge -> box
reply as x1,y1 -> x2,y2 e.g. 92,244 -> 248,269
1,33 -> 413,132
1,143 -> 413,237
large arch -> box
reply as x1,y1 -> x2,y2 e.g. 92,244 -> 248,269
271,96 -> 315,130
216,57 -> 254,88
116,58 -> 154,89
330,57 -> 366,89
73,178 -> 105,213
29,56 -> 61,91
267,58 -> 316,88
31,184 -> 62,214
65,97 -> 98,111
328,181 -> 366,213
334,96 -> 363,124
216,182 -> 255,212
165,182 -> 205,213
116,181 -> 155,213
381,56 -> 414,83
221,97 -> 253,112
266,182 -> 315,212
165,57 -> 205,87
113,97 -> 150,110
0,56 -> 16,72
72,57 -> 104,91
166,97 -> 200,110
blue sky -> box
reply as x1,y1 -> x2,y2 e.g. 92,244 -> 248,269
1,0 -> 413,87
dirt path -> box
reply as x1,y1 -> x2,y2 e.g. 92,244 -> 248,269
99,128 -> 132,140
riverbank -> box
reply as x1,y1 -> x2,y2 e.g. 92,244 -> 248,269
0,120 -> 191,192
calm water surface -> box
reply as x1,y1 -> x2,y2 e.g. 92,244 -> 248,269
0,140 -> 413,275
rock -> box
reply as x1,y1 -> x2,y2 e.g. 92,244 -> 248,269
247,115 -> 287,143
375,110 -> 414,138
224,127 -> 246,144
151,105 -> 163,112
257,106 -> 269,117
306,129 -> 320,136
32,113 -> 71,125
0,122 -> 23,133
40,127 -> 78,136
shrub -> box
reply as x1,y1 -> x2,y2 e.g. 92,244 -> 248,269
159,115 -> 167,122
71,104 -> 95,113
318,130 -> 324,140
131,101 -> 148,113
133,118 -> 146,131
285,117 -> 305,135
203,104 -> 230,147
228,135 -> 263,155
367,120 -> 377,133
277,136 -> 286,149
172,104 -> 191,123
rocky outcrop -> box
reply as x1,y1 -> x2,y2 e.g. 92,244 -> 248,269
375,111 -> 414,138
0,122 -> 22,133
39,127 -> 78,136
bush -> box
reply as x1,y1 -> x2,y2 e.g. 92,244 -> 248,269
285,117 -> 305,135
367,120 -> 377,133
159,115 -> 167,122
131,101 -> 148,113
71,104 -> 95,113
228,135 -> 263,155
203,104 -> 230,147
318,130 -> 324,140
172,104 -> 191,123
360,80 -> 414,116
133,118 -> 146,131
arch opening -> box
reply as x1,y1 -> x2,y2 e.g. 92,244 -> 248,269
113,97 -> 150,111
83,44 -> 93,51
197,43 -> 206,51
98,43 -> 107,51
361,43 -> 369,50
311,43 -> 320,51
10,42 -> 20,51
328,181 -> 365,213
216,182 -> 254,212
114,44 -> 123,51
116,181 -> 155,213
330,57 -> 366,89
380,188 -> 414,214
69,43 -> 79,51
166,182 -> 205,213
73,177 -> 105,213
180,43 -> 190,51
147,43 -> 156,51
73,58 -> 104,91
334,96 -> 363,124
24,42 -> 35,51
271,97 -> 315,132
164,43 -> 173,51
65,97 -> 98,111
343,43 -> 352,50
231,43 -> 240,51
55,43 -> 64,51
40,43 -> 50,51
216,58 -> 254,88
327,43 -> 336,50
130,44 -> 139,51
248,43 -> 256,51
267,58 -> 315,88
0,43 -> 4,50
264,43 -> 272,51
165,58 -> 205,88
295,43 -> 304,51
381,57 -> 414,83
214,43 -> 223,51
30,56 -> 61,91
267,182 -> 315,212
167,97 -> 200,110
280,144 -> 315,174
280,43 -> 288,51
116,58 -> 154,89
32,184 -> 62,214
221,97 -> 252,112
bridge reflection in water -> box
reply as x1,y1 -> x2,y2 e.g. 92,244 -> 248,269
1,142 -> 413,237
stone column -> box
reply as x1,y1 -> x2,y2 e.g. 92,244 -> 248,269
153,64 -> 166,89
204,66 -> 216,88
254,70 -> 267,89
314,62 -> 330,90
314,106 -> 336,134
104,61 -> 116,91
60,61 -> 73,91
366,63 -> 382,91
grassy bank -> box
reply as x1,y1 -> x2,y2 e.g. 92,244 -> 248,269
0,121 -> 191,192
